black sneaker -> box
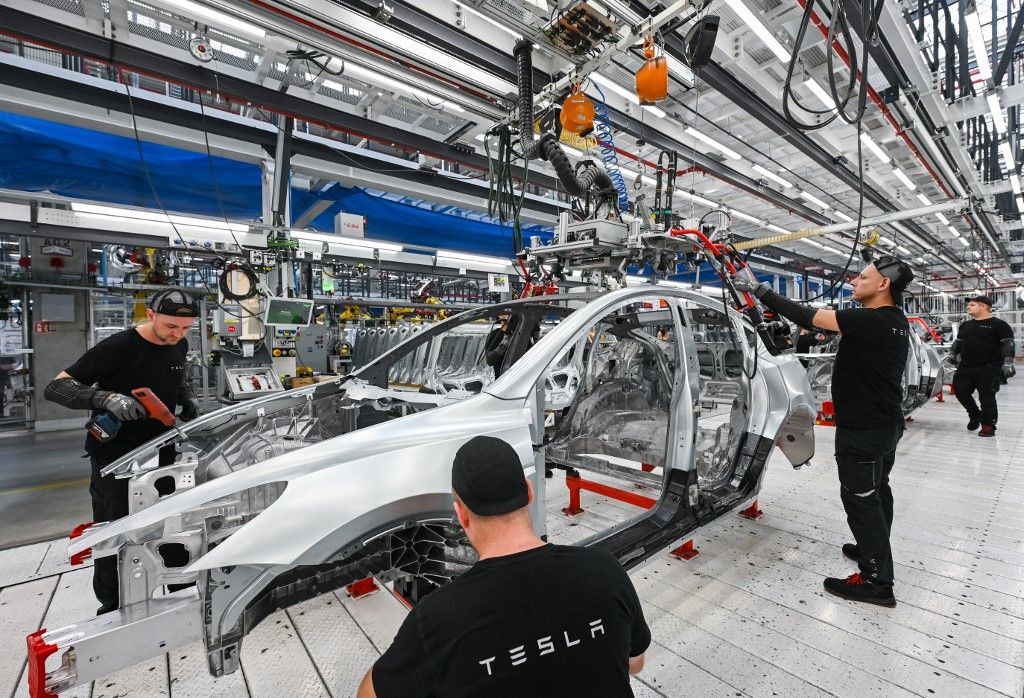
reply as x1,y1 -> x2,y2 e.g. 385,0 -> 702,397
979,423 -> 996,437
842,543 -> 860,561
967,416 -> 980,431
823,573 -> 896,607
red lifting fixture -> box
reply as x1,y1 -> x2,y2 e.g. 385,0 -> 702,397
68,521 -> 95,566
562,473 -> 657,516
26,629 -> 58,698
346,576 -> 379,599
669,540 -> 699,560
738,499 -> 765,520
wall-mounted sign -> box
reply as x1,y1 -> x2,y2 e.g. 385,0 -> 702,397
41,238 -> 74,257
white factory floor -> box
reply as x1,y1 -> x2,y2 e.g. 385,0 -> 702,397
1,382 -> 1022,697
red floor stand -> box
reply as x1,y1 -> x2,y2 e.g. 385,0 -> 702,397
562,472 -> 657,516
738,499 -> 764,520
346,576 -> 379,599
669,539 -> 699,560
815,400 -> 835,427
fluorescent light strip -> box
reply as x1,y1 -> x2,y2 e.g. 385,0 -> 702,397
294,230 -> 403,252
799,191 -> 829,209
72,202 -> 249,231
436,250 -> 509,267
674,189 -> 717,208
987,93 -> 1007,134
859,133 -> 890,164
960,238 -> 970,247
935,212 -> 949,225
892,167 -> 917,190
164,0 -> 266,36
803,79 -> 835,109
998,141 -> 1015,173
1016,196 -> 1024,213
965,7 -> 993,81
684,127 -> 741,160
589,72 -> 639,105
454,2 -> 523,39
948,226 -> 961,238
332,63 -> 464,113
916,193 -> 932,206
752,163 -> 793,188
766,224 -> 789,235
833,211 -> 854,222
642,105 -> 667,119
1012,175 -> 1023,195
897,245 -> 911,255
722,0 -> 791,62
728,209 -> 762,224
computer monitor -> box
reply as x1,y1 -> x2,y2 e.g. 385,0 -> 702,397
263,297 -> 315,328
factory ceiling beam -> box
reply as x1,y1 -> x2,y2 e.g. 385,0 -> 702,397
0,6 -> 559,190
0,58 -> 565,224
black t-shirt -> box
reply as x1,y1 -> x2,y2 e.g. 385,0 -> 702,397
833,306 -> 909,429
65,328 -> 188,460
957,318 -> 1013,368
372,544 -> 651,698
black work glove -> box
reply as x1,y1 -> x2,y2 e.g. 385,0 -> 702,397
96,391 -> 147,421
1002,361 -> 1016,379
178,391 -> 200,422
731,274 -> 770,297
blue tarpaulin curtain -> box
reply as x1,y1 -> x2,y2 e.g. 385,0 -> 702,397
0,110 -> 551,257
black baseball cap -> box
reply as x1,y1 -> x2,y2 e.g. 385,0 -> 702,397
967,294 -> 994,307
873,255 -> 914,305
452,436 -> 529,516
149,289 -> 199,318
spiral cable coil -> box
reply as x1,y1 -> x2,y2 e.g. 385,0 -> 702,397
591,86 -> 630,211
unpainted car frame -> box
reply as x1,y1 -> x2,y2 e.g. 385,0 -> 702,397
27,287 -> 816,697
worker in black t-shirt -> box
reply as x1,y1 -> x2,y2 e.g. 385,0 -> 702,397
950,294 -> 1015,436
43,289 -> 201,614
359,436 -> 651,698
735,256 -> 913,608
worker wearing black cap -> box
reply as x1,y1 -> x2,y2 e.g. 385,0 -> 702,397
950,294 -> 1015,437
735,256 -> 913,607
44,289 -> 201,614
359,435 -> 651,698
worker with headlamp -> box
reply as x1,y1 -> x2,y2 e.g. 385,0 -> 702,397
734,256 -> 913,608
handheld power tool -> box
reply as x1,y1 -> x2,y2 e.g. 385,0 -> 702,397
86,387 -> 184,443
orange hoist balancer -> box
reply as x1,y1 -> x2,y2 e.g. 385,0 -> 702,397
560,83 -> 596,136
635,35 -> 668,104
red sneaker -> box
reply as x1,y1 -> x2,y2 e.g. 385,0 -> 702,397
979,424 -> 996,437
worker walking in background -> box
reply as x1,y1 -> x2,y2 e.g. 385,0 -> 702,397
359,435 -> 650,697
43,290 -> 201,614
734,256 -> 913,607
950,294 -> 1015,436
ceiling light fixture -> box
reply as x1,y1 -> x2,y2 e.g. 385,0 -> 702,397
642,104 -> 667,119
164,0 -> 266,36
965,2 -> 993,81
999,141 -> 1016,173
935,212 -> 949,225
799,191 -> 829,209
859,133 -> 891,164
752,163 -> 793,188
987,93 -> 1007,134
684,127 -> 741,160
436,250 -> 510,267
916,193 -> 932,206
803,78 -> 835,109
722,0 -> 791,62
892,167 -> 917,190
897,245 -> 911,255
833,211 -> 854,222
948,226 -> 962,238
959,237 -> 970,247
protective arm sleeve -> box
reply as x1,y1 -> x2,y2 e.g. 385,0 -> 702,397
749,285 -> 818,331
1001,337 -> 1015,360
44,376 -> 107,410
950,338 -> 962,365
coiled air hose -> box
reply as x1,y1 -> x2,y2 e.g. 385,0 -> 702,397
513,40 -> 617,203
592,88 -> 629,210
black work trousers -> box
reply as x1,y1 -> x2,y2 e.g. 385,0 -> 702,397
834,424 -> 904,587
953,366 -> 1001,425
89,453 -> 129,614
89,445 -> 175,614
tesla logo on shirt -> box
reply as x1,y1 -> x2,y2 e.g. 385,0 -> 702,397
478,619 -> 606,677
891,328 -> 907,336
